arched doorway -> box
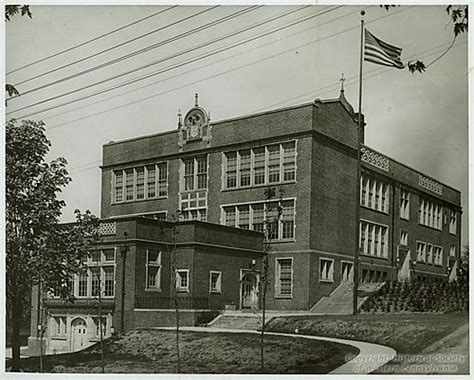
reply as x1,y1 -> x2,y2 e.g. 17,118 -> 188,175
71,318 -> 88,352
241,272 -> 258,309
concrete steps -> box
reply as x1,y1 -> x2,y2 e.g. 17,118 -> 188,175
310,282 -> 385,315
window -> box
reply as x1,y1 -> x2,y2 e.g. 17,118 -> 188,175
400,190 -> 410,219
76,249 -> 116,298
92,317 -> 106,338
113,163 -> 168,203
146,249 -> 161,290
359,221 -> 389,258
180,157 -> 208,221
450,245 -> 456,257
52,316 -> 67,337
419,198 -> 442,230
360,175 -> 389,213
276,258 -> 292,297
427,244 -> 433,264
400,230 -> 408,246
416,241 -> 427,263
223,141 -> 296,190
179,191 -> 207,221
434,246 -> 443,266
320,259 -> 334,282
183,156 -> 208,191
176,270 -> 189,292
209,271 -> 222,293
222,199 -> 295,240
449,209 -> 457,234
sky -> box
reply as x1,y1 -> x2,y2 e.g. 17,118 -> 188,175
4,3 -> 469,245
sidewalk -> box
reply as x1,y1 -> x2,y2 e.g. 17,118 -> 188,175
156,326 -> 397,374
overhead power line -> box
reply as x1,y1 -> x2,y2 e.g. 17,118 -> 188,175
10,5 -> 222,90
10,5 -> 340,117
6,5 -> 179,75
67,39 -> 467,177
42,7 -> 364,123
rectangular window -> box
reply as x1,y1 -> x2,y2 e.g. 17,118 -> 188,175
400,190 -> 410,219
136,167 -> 145,199
427,244 -> 433,264
449,210 -> 457,234
53,316 -> 67,336
267,145 -> 280,183
197,156 -> 207,190
252,204 -> 264,233
450,245 -> 456,257
253,148 -> 266,185
146,165 -> 156,198
176,270 -> 189,292
434,246 -> 443,266
224,206 -> 236,227
146,249 -> 161,290
239,150 -> 251,187
281,200 -> 295,239
209,271 -> 222,293
320,258 -> 334,282
400,230 -> 408,246
276,259 -> 292,296
114,170 -> 123,202
78,272 -> 88,297
238,205 -> 250,229
103,249 -> 115,262
419,197 -> 443,230
125,169 -> 134,201
103,266 -> 114,297
92,317 -> 106,338
359,220 -> 388,258
184,159 -> 194,191
360,175 -> 389,213
282,142 -> 296,181
416,241 -> 426,263
225,152 -> 237,189
90,267 -> 100,297
158,163 -> 168,197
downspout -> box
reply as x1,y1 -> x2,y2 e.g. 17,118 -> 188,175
121,232 -> 128,333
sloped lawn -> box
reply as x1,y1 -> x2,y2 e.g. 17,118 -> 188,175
267,313 -> 469,374
13,329 -> 358,374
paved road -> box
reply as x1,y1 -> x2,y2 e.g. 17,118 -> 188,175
156,326 -> 397,374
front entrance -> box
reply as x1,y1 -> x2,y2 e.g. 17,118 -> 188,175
241,272 -> 258,309
341,262 -> 354,282
71,318 -> 88,352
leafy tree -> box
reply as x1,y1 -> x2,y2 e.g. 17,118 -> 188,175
6,118 -> 101,371
5,5 -> 32,102
381,5 -> 468,73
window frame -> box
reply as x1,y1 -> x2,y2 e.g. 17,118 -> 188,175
209,271 -> 222,294
145,249 -> 162,291
275,257 -> 293,298
176,269 -> 190,293
359,219 -> 389,258
319,258 -> 334,283
112,162 -> 168,204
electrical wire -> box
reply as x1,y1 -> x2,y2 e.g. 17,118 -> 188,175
6,5 -> 179,75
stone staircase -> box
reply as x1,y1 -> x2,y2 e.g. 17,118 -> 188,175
209,313 -> 262,330
310,282 -> 385,314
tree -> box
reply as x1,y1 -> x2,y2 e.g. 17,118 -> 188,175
381,5 -> 468,73
6,118 -> 100,371
5,5 -> 32,101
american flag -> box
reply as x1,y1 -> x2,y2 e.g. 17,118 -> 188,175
364,29 -> 404,69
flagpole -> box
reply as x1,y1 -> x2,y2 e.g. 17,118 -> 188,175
352,10 -> 365,315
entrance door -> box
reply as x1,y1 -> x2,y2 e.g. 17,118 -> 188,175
71,318 -> 88,352
341,262 -> 353,282
241,273 -> 258,309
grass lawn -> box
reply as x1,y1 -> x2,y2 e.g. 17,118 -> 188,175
12,329 -> 359,374
267,312 -> 469,374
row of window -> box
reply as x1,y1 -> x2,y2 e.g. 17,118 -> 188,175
50,316 -> 107,339
416,241 -> 443,266
418,198 -> 443,230
113,163 -> 168,203
360,175 -> 389,213
145,249 -> 222,293
222,200 -> 295,240
224,142 -> 296,189
359,220 -> 389,258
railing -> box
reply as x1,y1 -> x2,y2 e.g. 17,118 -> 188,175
135,296 -> 209,310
